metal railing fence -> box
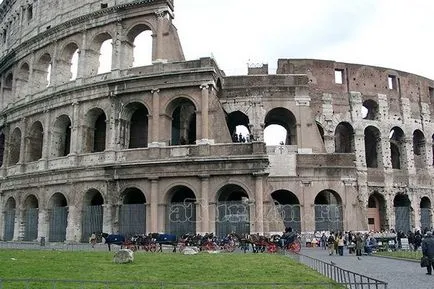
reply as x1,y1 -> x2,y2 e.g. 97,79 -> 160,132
288,253 -> 388,289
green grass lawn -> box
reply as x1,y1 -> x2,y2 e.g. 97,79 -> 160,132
0,249 -> 341,288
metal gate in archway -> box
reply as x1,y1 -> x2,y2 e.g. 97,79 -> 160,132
216,201 -> 250,237
395,206 -> 410,233
81,205 -> 103,242
166,202 -> 196,236
314,205 -> 343,232
49,207 -> 68,242
119,204 -> 146,237
3,209 -> 15,241
275,204 -> 301,233
421,208 -> 431,231
23,208 -> 38,241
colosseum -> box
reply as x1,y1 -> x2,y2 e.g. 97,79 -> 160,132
0,0 -> 433,243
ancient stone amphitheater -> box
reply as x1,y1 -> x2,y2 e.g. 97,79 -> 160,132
0,0 -> 433,243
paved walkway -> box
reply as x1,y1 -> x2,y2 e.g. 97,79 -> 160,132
300,247 -> 432,289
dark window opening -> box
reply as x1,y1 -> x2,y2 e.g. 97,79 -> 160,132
101,3 -> 108,9
368,218 -> 375,225
27,5 -> 33,21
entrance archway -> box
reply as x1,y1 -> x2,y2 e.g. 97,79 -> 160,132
394,194 -> 411,233
270,190 -> 301,233
166,186 -> 196,236
119,188 -> 146,237
216,184 -> 250,237
3,197 -> 16,241
367,192 -> 386,232
314,190 -> 343,232
48,193 -> 68,242
23,195 -> 39,241
81,189 -> 104,242
420,197 -> 431,231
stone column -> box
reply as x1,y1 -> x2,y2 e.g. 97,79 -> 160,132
295,95 -> 312,153
154,10 -> 166,63
70,101 -> 80,154
404,137 -> 415,175
150,89 -> 160,146
16,209 -> 24,241
37,207 -> 49,241
200,175 -> 210,234
41,110 -> 50,169
254,174 -> 264,235
66,204 -> 81,243
102,204 -> 114,234
354,133 -> 367,169
200,84 -> 209,143
150,178 -> 159,233
18,117 -> 27,166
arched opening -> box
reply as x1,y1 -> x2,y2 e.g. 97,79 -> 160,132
166,186 -> 196,236
264,107 -> 297,145
16,62 -> 30,98
362,99 -> 379,120
23,195 -> 39,241
420,197 -> 431,232
270,190 -> 301,233
226,111 -> 251,142
51,115 -> 71,157
120,102 -> 149,149
8,127 -> 21,166
364,126 -> 382,168
97,39 -> 112,74
390,127 -> 405,169
27,121 -> 44,162
3,73 -> 13,102
0,130 -> 5,167
83,108 -> 106,153
335,122 -> 355,153
314,190 -> 343,232
48,193 -> 68,242
58,43 -> 79,83
34,53 -> 52,89
129,26 -> 153,67
81,189 -> 104,242
216,184 -> 250,237
3,197 -> 16,241
169,98 -> 196,145
316,122 -> 325,143
394,194 -> 411,233
413,129 -> 426,169
120,188 -> 146,237
367,192 -> 387,232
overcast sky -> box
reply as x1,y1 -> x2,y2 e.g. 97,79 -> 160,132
173,0 -> 434,79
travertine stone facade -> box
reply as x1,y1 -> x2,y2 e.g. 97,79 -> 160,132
0,0 -> 433,243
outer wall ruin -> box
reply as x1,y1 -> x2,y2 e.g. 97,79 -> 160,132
0,0 -> 433,242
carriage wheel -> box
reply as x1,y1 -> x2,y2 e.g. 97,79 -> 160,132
267,243 -> 277,253
288,240 -> 301,253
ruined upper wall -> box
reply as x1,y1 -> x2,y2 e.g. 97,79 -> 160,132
277,59 -> 434,118
0,0 -> 174,57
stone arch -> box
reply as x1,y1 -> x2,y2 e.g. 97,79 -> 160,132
34,52 -> 52,89
367,192 -> 387,232
0,128 -> 5,167
16,62 -> 30,98
167,97 -> 197,145
216,184 -> 250,237
362,99 -> 379,120
3,197 -> 16,241
393,194 -> 411,233
81,189 -> 104,242
23,194 -> 39,241
91,32 -> 113,75
3,72 -> 13,101
270,190 -> 301,233
58,42 -> 80,83
121,102 -> 149,149
166,185 -> 197,236
334,122 -> 355,153
364,125 -> 382,168
390,127 -> 405,169
126,23 -> 153,67
83,107 -> 106,153
314,190 -> 343,232
48,192 -> 68,242
413,129 -> 426,169
226,110 -> 250,142
316,121 -> 325,143
264,107 -> 297,145
119,187 -> 146,237
8,127 -> 21,166
420,196 -> 431,232
51,115 -> 72,157
27,121 -> 44,162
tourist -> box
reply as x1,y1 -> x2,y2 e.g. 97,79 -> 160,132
327,232 -> 335,255
337,233 -> 344,256
355,232 -> 364,256
89,232 -> 97,248
422,231 -> 434,275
